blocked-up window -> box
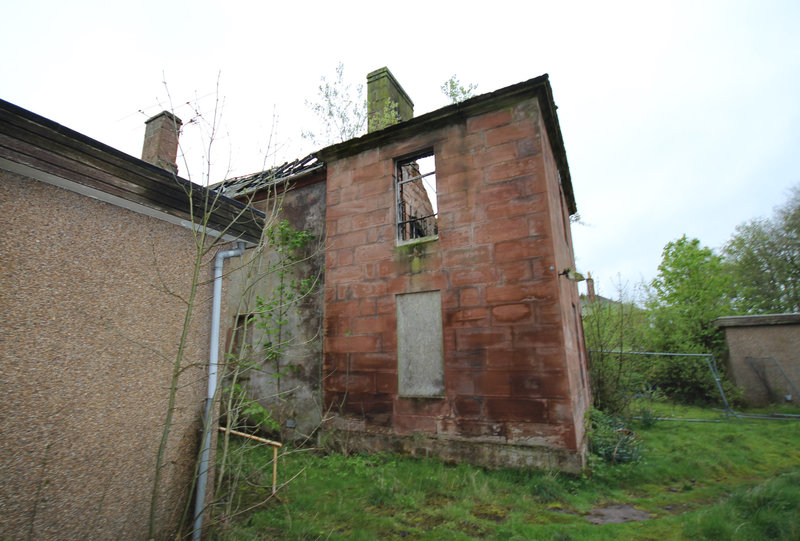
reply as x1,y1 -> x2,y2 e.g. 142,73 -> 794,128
396,151 -> 437,242
229,314 -> 256,365
396,291 -> 444,397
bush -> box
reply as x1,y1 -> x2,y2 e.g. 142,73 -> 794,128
646,354 -> 743,407
648,355 -> 720,404
587,409 -> 643,465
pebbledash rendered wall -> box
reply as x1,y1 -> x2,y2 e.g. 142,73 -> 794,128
0,170 -> 212,539
716,314 -> 800,407
319,77 -> 590,472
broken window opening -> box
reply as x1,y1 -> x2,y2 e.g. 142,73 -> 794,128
396,151 -> 437,242
230,314 -> 256,362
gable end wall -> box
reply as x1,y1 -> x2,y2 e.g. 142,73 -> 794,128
322,96 -> 587,471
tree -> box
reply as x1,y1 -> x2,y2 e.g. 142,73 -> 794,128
724,185 -> 800,314
144,82 -> 319,537
645,236 -> 736,403
582,280 -> 650,414
302,62 -> 367,147
302,62 -> 409,146
647,235 -> 733,355
441,75 -> 478,104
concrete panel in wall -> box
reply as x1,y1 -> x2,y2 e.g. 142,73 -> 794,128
397,291 -> 444,397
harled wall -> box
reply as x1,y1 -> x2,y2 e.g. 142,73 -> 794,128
0,170 -> 212,539
717,314 -> 800,406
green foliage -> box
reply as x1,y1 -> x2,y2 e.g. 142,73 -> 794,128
302,63 -> 407,145
220,220 -> 316,435
441,74 -> 478,104
585,185 -> 800,409
648,235 -> 733,357
214,219 -> 318,525
724,185 -> 800,314
528,471 -> 568,503
223,382 -> 281,433
587,409 -> 643,465
642,236 -> 736,403
582,281 -> 650,414
252,221 -> 315,378
367,96 -> 400,132
302,62 -> 366,147
647,354 -> 732,405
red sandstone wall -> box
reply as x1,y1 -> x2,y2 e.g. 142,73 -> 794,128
539,115 -> 591,451
322,96 -> 587,463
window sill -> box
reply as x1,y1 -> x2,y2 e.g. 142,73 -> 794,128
395,235 -> 438,248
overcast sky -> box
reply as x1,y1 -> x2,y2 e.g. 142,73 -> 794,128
5,0 -> 799,296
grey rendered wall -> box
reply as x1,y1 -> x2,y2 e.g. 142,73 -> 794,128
720,317 -> 800,406
0,171 -> 212,540
224,181 -> 326,439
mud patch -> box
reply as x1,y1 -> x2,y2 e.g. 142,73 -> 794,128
586,504 -> 651,524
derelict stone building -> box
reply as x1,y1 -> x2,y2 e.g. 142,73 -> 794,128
219,69 -> 590,471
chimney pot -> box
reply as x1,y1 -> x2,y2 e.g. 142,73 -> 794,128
142,111 -> 182,174
586,272 -> 596,302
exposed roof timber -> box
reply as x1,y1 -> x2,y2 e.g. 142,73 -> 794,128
0,99 -> 265,244
214,154 -> 324,198
319,74 -> 577,215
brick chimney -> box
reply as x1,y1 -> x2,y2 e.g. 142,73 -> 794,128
586,272 -> 596,302
367,67 -> 413,133
141,111 -> 182,174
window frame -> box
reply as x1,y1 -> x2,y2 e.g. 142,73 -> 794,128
394,149 -> 438,245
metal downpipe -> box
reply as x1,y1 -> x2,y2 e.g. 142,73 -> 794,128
193,241 -> 245,540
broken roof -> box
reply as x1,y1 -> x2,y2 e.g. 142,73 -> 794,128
320,74 -> 576,215
215,74 -> 576,215
213,154 -> 324,199
0,98 -> 265,244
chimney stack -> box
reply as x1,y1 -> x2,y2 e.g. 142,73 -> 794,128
586,272 -> 596,302
366,67 -> 413,132
141,111 -> 182,174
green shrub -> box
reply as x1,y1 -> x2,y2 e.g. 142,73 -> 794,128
587,409 -> 643,465
648,355 -> 719,404
528,471 -> 567,503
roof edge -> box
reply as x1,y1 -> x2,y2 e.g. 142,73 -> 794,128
0,98 -> 266,243
318,74 -> 577,214
715,313 -> 800,328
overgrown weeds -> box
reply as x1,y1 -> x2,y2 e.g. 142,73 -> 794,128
587,409 -> 643,465
685,471 -> 800,540
210,404 -> 800,540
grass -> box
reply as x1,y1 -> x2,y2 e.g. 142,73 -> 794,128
209,403 -> 800,540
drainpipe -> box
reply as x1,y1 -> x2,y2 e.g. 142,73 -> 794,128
193,241 -> 246,540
